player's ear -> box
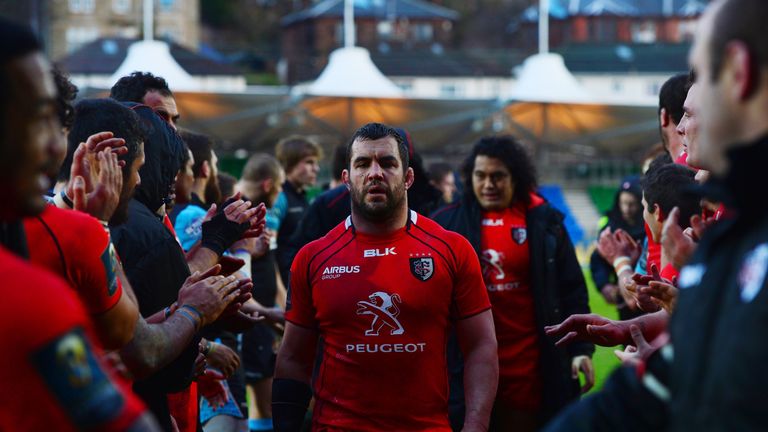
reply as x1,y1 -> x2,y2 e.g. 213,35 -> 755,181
404,167 -> 415,190
201,160 -> 210,178
659,107 -> 669,128
342,169 -> 351,189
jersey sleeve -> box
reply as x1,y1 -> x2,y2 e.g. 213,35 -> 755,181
449,234 -> 491,320
284,246 -> 318,328
70,222 -> 123,315
0,258 -> 146,432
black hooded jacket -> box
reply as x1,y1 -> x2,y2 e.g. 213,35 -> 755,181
109,103 -> 193,432
431,191 -> 593,426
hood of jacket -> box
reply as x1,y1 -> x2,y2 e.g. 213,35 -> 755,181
123,102 -> 184,213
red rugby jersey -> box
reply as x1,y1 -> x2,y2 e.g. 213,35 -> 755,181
24,205 -> 122,315
287,211 -> 490,431
0,246 -> 146,431
479,201 -> 541,411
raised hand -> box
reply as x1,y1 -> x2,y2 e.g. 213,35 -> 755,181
176,264 -> 243,327
571,355 -> 595,394
614,325 -> 669,366
71,148 -> 123,221
641,279 -> 679,314
597,228 -> 641,265
204,342 -> 240,378
197,369 -> 228,409
544,313 -> 628,347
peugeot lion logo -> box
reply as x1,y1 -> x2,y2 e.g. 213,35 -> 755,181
356,291 -> 405,336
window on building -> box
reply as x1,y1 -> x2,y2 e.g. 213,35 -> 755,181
69,0 -> 95,13
631,21 -> 656,43
113,0 -> 131,14
65,27 -> 99,53
410,23 -> 433,42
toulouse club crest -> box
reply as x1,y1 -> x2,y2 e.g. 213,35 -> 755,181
511,227 -> 527,245
410,257 -> 434,281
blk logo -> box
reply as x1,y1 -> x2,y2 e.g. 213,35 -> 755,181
363,247 -> 397,258
356,292 -> 404,336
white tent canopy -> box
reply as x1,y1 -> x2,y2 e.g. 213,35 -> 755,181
109,40 -> 199,91
509,53 -> 592,104
305,46 -> 402,98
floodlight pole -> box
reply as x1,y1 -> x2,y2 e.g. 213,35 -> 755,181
344,0 -> 355,48
143,0 -> 154,41
539,0 -> 549,54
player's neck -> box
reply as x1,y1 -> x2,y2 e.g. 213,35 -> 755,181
351,205 -> 409,236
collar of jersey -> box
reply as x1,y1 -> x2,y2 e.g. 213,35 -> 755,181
346,210 -> 417,243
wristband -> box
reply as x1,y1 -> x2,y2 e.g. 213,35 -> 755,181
54,190 -> 74,210
613,256 -> 631,268
200,340 -> 213,356
272,378 -> 313,432
180,304 -> 204,322
177,309 -> 201,331
164,306 -> 173,319
616,264 -> 633,275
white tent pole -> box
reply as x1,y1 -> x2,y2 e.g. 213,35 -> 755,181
539,0 -> 549,54
344,0 -> 355,48
143,0 -> 153,41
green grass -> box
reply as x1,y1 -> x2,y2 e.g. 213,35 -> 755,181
582,267 -> 622,393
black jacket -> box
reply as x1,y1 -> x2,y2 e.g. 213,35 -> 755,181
668,136 -> 768,431
275,181 -> 310,288
432,195 -> 594,422
110,104 -> 194,432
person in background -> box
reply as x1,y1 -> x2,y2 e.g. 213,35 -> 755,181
429,162 -> 458,205
590,177 -> 645,320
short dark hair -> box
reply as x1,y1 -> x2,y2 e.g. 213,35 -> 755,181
462,135 -> 537,206
347,123 -> 408,173
179,130 -> 214,178
52,66 -> 78,131
110,71 -> 173,103
658,73 -> 688,125
0,18 -> 41,148
641,162 -> 699,229
59,98 -> 144,182
709,0 -> 768,87
276,135 -> 323,173
428,162 -> 453,184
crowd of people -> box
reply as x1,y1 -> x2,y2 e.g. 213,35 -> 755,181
1,0 -> 767,430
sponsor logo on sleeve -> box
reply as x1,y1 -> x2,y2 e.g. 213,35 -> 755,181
32,328 -> 125,429
100,241 -> 119,296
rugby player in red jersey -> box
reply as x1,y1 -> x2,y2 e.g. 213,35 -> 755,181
273,123 -> 498,431
0,17 -> 160,431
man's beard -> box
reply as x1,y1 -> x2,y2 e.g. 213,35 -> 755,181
350,179 -> 406,223
204,175 -> 222,205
